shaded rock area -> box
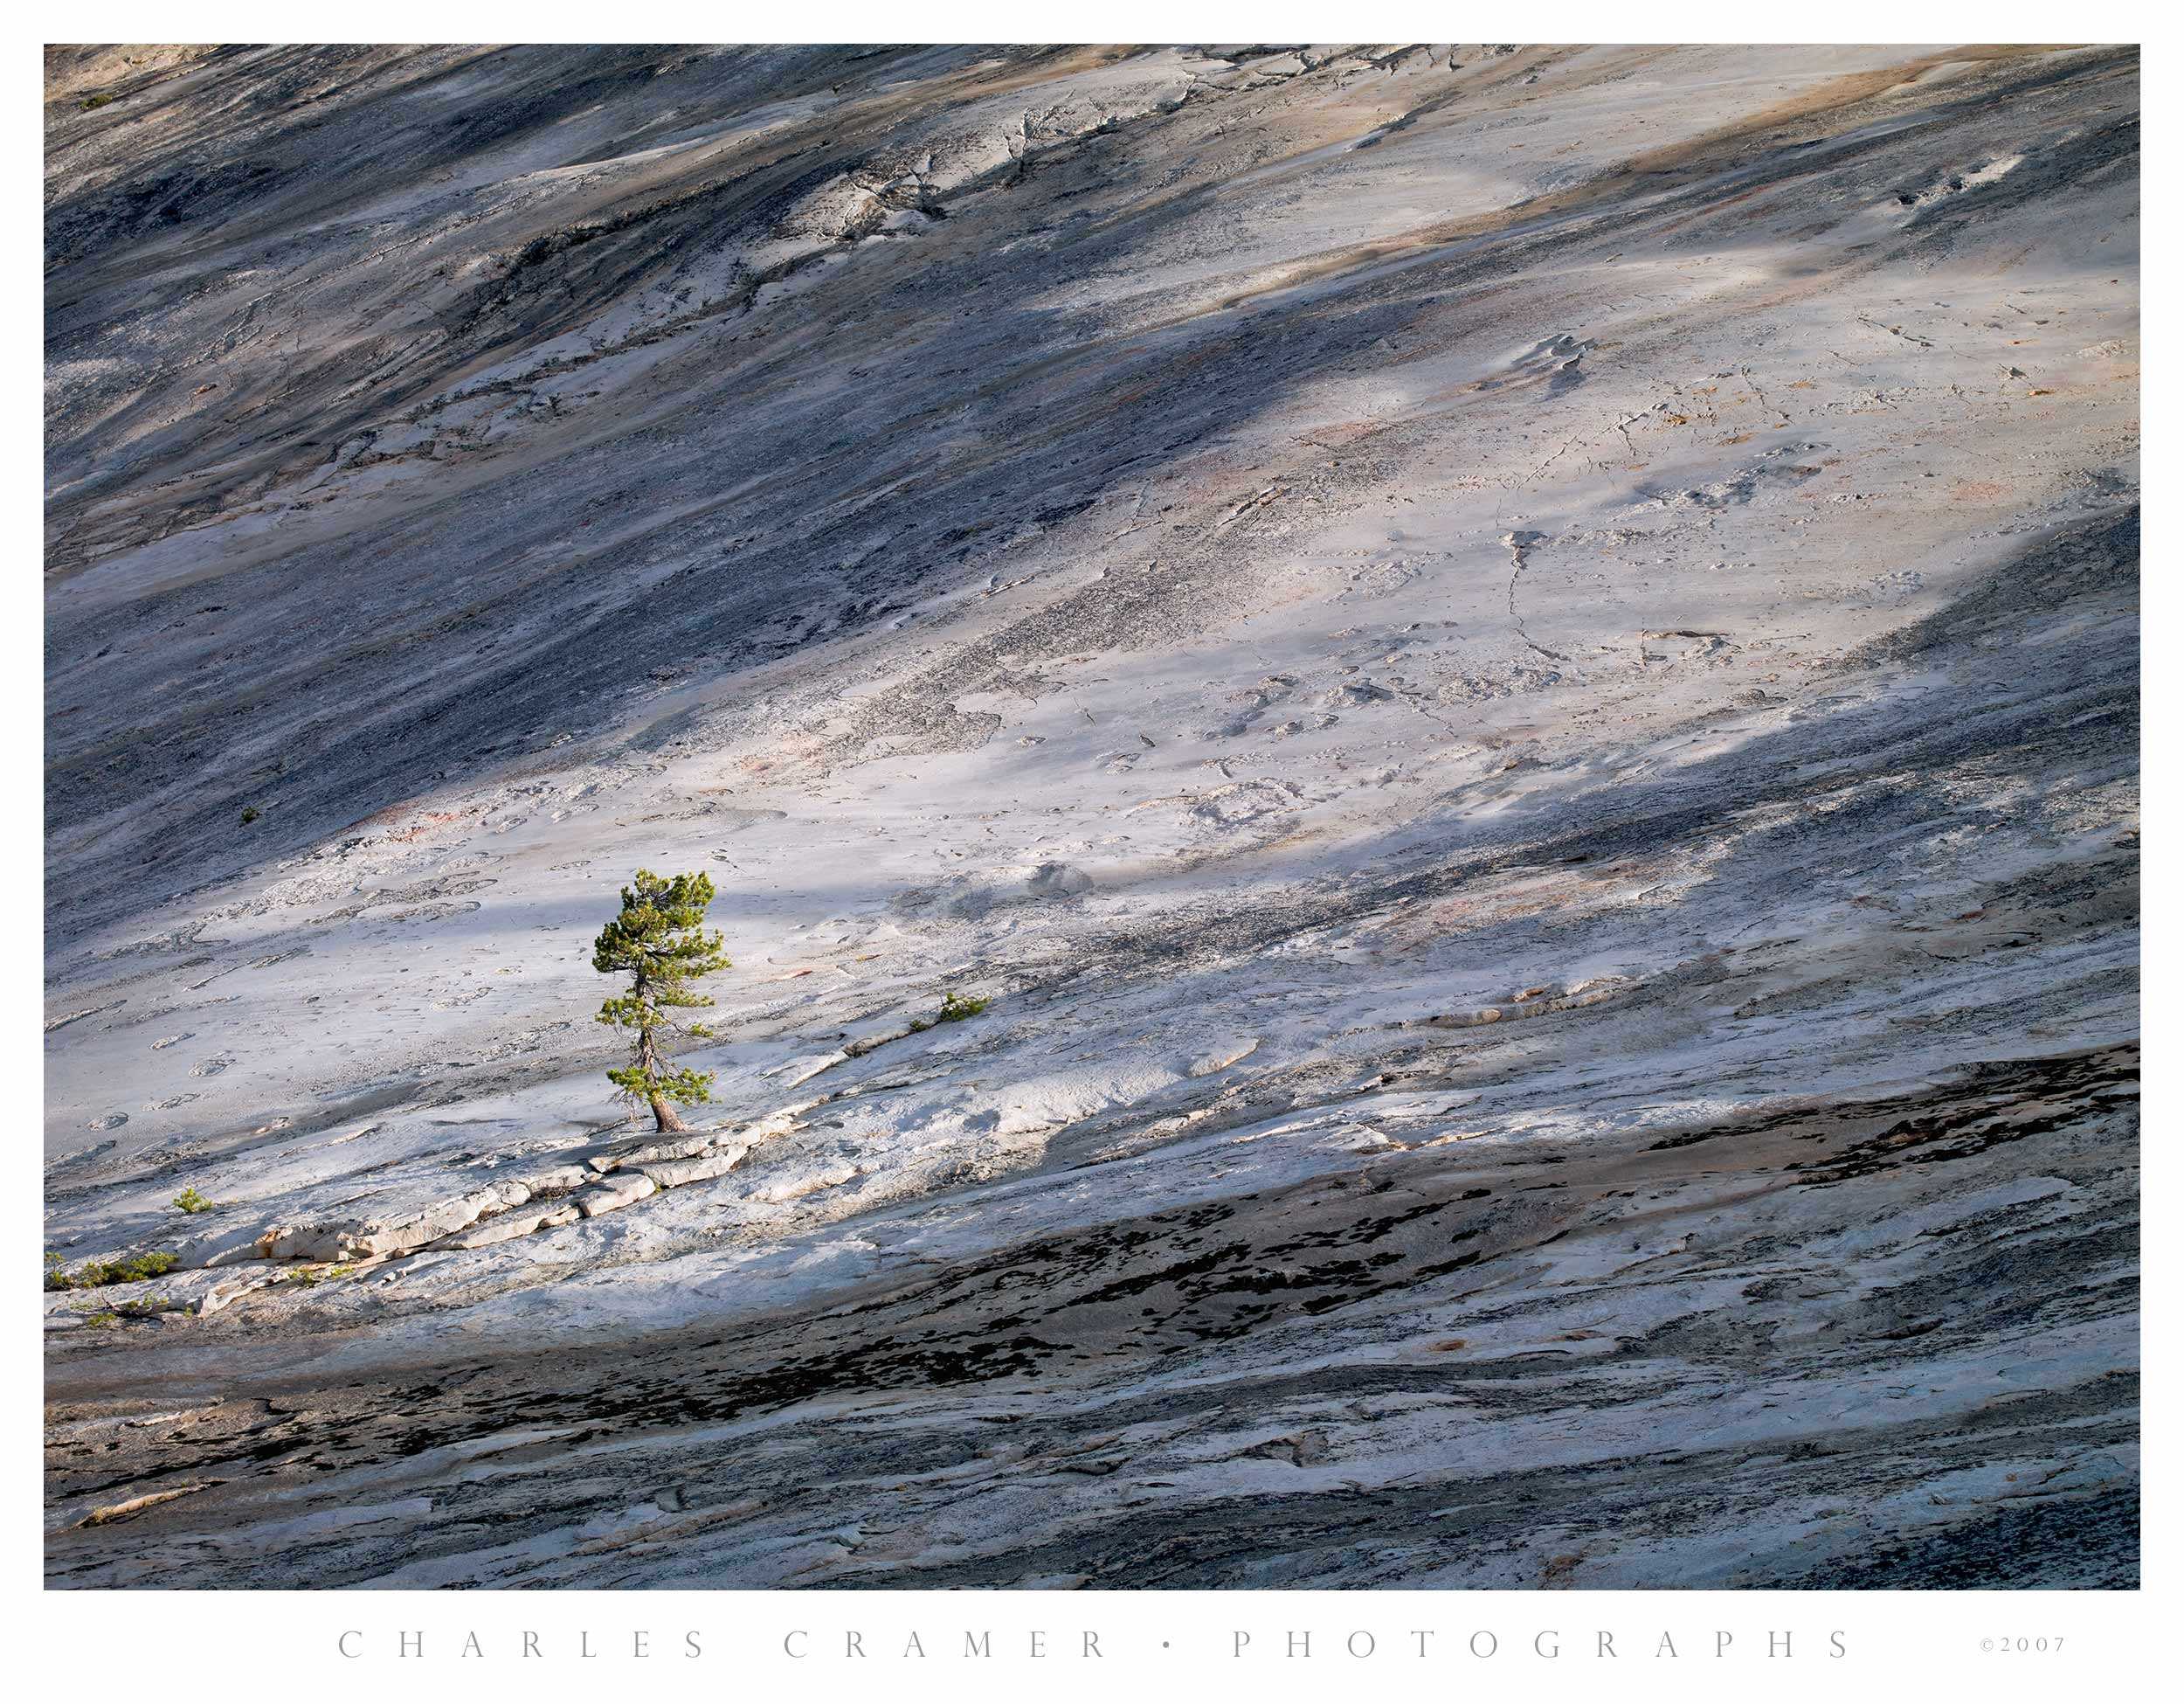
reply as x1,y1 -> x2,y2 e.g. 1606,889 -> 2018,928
45,44 -> 2137,1588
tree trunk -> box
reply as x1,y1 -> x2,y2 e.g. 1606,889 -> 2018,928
635,1018 -> 688,1133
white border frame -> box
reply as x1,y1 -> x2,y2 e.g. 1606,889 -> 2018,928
10,9 -> 2164,1692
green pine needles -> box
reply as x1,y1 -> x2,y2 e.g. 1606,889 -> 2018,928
592,869 -> 731,1133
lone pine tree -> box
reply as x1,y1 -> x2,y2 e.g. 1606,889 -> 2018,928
592,869 -> 731,1133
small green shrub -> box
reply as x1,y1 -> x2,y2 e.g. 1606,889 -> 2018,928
73,1292 -> 169,1325
46,1250 -> 180,1292
84,1286 -> 174,1322
238,806 -> 259,825
79,93 -> 115,112
280,1263 -> 360,1289
910,989 -> 992,1032
936,990 -> 991,1023
172,1186 -> 211,1215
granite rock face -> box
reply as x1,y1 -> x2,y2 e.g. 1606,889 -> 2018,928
44,45 -> 2138,1588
